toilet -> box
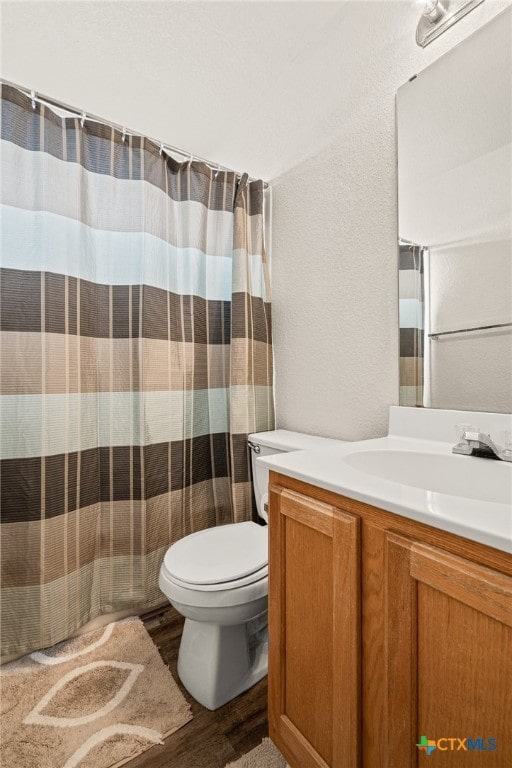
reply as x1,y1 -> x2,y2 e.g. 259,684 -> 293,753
158,429 -> 340,710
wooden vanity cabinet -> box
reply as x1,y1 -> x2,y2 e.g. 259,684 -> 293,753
268,473 -> 512,768
268,487 -> 361,768
384,532 -> 512,768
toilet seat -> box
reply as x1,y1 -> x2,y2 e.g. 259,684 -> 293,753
163,521 -> 268,591
160,564 -> 268,610
167,565 -> 268,592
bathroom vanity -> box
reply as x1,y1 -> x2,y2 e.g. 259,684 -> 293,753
263,10 -> 512,766
262,408 -> 512,768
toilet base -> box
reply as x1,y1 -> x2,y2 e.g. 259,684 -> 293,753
177,614 -> 268,710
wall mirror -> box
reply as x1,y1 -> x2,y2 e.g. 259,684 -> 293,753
397,7 -> 511,413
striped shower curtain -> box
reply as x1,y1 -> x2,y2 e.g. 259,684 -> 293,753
398,244 -> 424,407
0,84 -> 274,657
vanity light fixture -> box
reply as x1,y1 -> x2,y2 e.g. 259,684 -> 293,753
416,0 -> 485,47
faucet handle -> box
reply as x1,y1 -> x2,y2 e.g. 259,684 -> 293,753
454,423 -> 480,442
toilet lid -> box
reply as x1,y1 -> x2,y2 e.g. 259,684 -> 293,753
163,521 -> 268,585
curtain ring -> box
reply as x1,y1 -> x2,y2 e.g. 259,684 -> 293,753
188,153 -> 193,169
214,164 -> 220,179
80,112 -> 86,128
159,142 -> 164,156
122,127 -> 126,143
30,90 -> 36,110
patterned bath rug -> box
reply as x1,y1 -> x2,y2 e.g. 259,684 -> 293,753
0,617 -> 192,768
225,737 -> 288,768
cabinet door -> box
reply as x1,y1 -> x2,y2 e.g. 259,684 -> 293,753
268,487 -> 361,768
384,532 -> 512,768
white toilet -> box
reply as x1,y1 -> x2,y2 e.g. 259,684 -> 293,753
158,429 -> 339,710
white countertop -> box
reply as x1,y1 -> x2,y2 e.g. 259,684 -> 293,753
258,408 -> 512,554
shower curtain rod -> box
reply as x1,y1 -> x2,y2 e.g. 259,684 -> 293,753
1,78 -> 268,188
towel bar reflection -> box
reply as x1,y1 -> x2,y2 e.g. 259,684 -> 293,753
429,322 -> 512,340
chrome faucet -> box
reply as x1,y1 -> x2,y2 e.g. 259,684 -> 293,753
452,430 -> 512,462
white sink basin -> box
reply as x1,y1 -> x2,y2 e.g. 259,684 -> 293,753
342,449 -> 512,505
259,408 -> 512,552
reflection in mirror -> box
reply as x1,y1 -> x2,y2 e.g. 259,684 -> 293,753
397,7 -> 512,413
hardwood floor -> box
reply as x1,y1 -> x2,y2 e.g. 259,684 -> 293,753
127,607 -> 269,768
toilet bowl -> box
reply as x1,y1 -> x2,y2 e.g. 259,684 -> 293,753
159,521 -> 268,710
158,429 -> 342,710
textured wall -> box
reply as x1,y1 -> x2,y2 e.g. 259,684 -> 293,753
271,116 -> 399,440
271,2 -> 510,441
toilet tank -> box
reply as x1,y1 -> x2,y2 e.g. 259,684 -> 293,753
248,430 -> 344,522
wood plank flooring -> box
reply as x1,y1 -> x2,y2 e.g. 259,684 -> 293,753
127,607 -> 268,768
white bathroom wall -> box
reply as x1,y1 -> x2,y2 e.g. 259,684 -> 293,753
270,2 -> 511,440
